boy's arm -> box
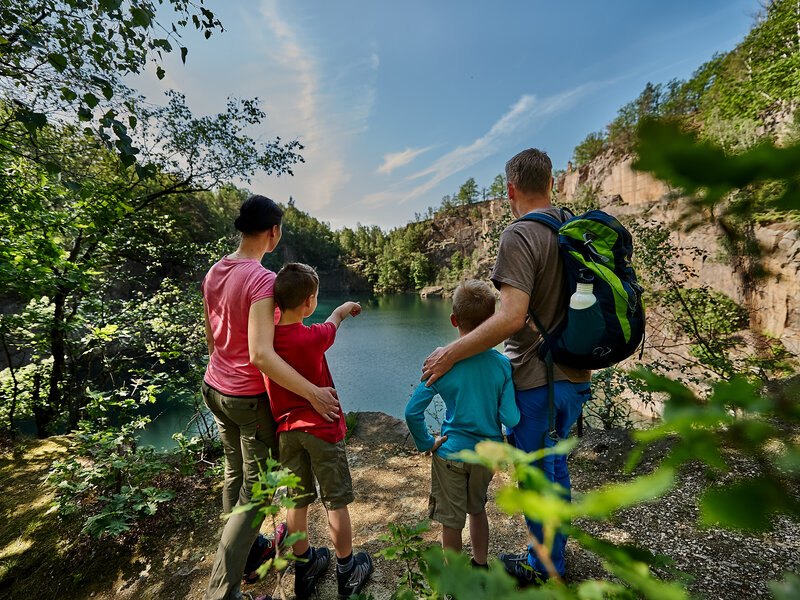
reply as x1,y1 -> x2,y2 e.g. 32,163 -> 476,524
404,382 -> 438,453
421,284 -> 529,386
326,301 -> 361,330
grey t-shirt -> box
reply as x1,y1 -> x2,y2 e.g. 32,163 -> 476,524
490,206 -> 592,391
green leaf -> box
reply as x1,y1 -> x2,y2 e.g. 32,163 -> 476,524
61,87 -> 78,101
130,7 -> 152,28
700,476 -> 800,531
180,46 -> 188,64
43,162 -> 62,176
577,468 -> 675,518
283,531 -> 306,547
47,53 -> 68,72
119,152 -> 136,168
99,0 -> 123,11
156,66 -> 165,80
775,447 -> 800,476
422,548 -> 521,600
770,573 -> 800,600
83,93 -> 99,109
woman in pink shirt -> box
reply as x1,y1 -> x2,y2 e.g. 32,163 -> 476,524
201,195 -> 340,600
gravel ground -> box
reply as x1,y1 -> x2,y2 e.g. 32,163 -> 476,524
28,413 -> 797,600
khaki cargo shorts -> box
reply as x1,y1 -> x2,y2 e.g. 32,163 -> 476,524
279,430 -> 354,510
428,453 -> 494,529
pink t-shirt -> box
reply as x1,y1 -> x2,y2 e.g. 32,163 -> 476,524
202,257 -> 275,396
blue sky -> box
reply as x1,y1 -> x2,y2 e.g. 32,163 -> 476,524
135,0 -> 759,230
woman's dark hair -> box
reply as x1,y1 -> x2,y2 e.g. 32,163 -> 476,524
234,195 -> 283,234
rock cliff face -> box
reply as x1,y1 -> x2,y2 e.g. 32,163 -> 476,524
556,158 -> 800,356
417,198 -> 508,284
560,152 -> 671,207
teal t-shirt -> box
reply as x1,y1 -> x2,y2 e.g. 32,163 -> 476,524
405,349 -> 520,460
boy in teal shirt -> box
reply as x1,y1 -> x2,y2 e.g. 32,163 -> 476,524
405,280 -> 520,566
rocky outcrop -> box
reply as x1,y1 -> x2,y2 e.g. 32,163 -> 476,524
419,285 -> 445,299
559,151 -> 672,207
416,198 -> 507,285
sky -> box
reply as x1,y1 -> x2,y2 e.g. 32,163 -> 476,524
133,0 -> 760,230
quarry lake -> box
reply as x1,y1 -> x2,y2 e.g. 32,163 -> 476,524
138,293 -> 464,449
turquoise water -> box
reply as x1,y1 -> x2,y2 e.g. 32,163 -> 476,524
138,293 -> 461,449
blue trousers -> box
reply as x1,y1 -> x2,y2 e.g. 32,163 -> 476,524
511,380 -> 591,578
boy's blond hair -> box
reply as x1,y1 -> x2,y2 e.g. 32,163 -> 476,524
452,280 -> 496,332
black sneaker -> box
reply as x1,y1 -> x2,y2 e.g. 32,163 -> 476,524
499,552 -> 542,587
295,546 -> 330,600
243,522 -> 288,584
336,551 -> 373,599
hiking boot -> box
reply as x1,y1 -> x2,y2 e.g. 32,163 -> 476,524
243,522 -> 288,584
499,552 -> 543,587
295,546 -> 330,600
336,551 -> 373,599
470,558 -> 488,569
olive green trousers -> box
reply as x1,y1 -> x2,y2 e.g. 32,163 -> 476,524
202,382 -> 278,600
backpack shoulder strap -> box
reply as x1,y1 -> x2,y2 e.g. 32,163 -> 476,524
513,211 -> 562,232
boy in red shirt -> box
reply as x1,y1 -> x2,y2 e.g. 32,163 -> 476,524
267,262 -> 372,600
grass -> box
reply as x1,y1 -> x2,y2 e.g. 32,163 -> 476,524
0,435 -> 222,600
345,411 -> 360,443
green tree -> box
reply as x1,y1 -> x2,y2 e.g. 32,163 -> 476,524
572,131 -> 608,165
0,98 -> 300,437
456,177 -> 479,205
488,173 -> 506,199
0,0 -> 222,165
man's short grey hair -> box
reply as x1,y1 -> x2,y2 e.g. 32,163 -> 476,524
505,148 -> 552,195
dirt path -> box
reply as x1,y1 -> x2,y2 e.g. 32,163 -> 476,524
2,414 -> 798,599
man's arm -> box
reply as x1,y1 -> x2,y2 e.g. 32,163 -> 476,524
248,297 -> 340,422
421,284 -> 530,387
325,301 -> 361,330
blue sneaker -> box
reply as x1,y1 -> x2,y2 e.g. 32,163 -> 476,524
336,551 -> 373,598
499,552 -> 544,586
295,546 -> 330,600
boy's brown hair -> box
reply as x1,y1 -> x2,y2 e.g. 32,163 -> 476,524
274,262 -> 319,311
452,280 -> 496,332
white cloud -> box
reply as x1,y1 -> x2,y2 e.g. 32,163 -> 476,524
377,146 -> 434,175
255,1 -> 380,212
391,82 -> 602,204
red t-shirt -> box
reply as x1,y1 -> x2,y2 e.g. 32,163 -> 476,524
266,322 -> 346,444
202,258 -> 275,396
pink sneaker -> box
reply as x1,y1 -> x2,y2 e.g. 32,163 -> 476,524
243,522 -> 288,584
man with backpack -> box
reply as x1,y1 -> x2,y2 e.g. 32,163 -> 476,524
422,148 -> 593,584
